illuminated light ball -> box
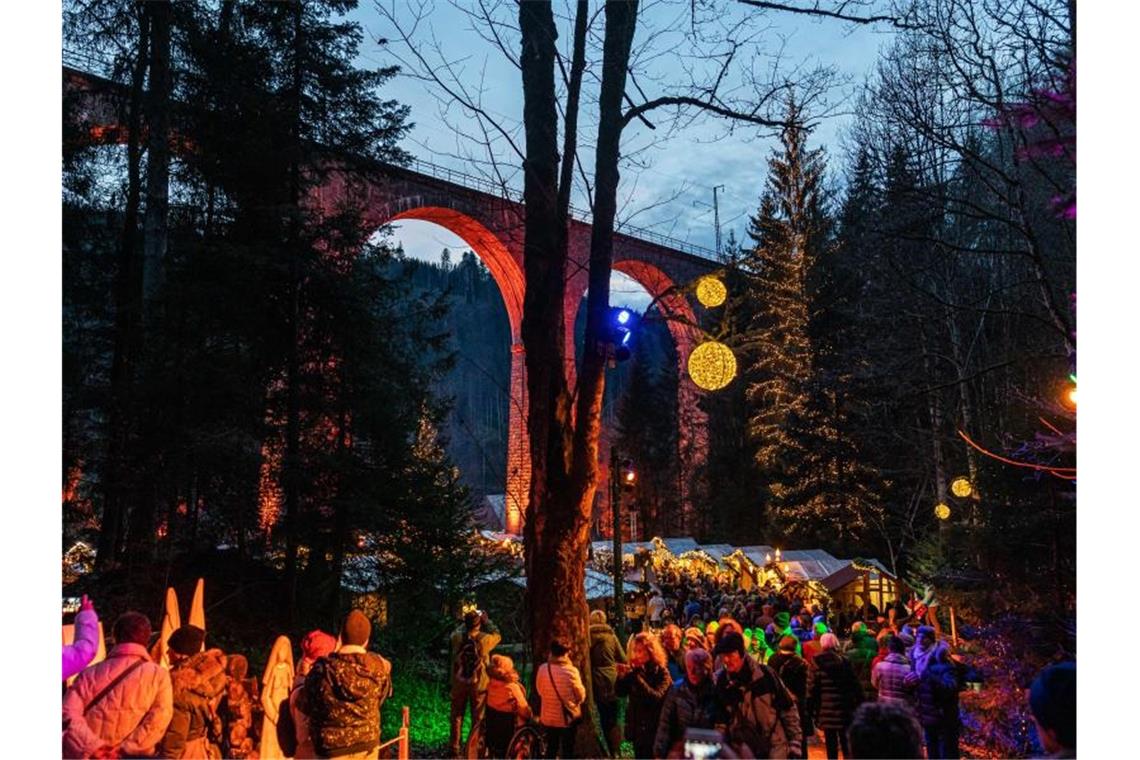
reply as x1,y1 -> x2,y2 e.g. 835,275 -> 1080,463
950,477 -> 973,498
688,340 -> 737,391
1067,386 -> 1077,407
935,502 -> 951,520
696,276 -> 728,308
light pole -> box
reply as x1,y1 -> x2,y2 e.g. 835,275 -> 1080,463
610,447 -> 635,641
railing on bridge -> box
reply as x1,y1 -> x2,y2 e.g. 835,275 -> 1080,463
63,50 -> 719,261
377,705 -> 411,760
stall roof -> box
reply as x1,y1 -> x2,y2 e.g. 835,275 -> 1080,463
506,566 -> 615,601
779,550 -> 850,582
739,546 -> 776,566
821,560 -> 898,593
700,544 -> 737,563
661,537 -> 701,555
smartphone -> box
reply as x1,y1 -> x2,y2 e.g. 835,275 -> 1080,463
683,728 -> 725,760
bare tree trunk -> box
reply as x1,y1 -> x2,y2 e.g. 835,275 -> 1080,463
142,0 -> 171,314
98,10 -> 149,571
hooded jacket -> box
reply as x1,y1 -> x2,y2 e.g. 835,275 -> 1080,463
808,650 -> 863,731
589,622 -> 627,703
915,660 -> 960,727
304,647 -> 393,757
157,648 -> 228,759
62,643 -> 173,759
872,652 -> 914,705
714,654 -> 803,759
654,676 -> 718,758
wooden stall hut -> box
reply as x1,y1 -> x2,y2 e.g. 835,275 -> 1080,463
822,559 -> 899,621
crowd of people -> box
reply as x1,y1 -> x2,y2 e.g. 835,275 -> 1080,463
60,584 -> 1076,760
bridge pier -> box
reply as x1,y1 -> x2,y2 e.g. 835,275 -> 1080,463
505,343 -> 530,535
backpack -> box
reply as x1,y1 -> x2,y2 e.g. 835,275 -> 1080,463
455,636 -> 483,685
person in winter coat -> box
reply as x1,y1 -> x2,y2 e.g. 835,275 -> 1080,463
157,625 -> 228,760
769,635 -> 813,743
485,655 -> 532,759
801,623 -> 827,668
259,635 -> 295,760
449,609 -> 501,758
654,648 -> 718,758
304,610 -> 393,760
535,637 -> 587,759
616,631 -> 673,760
218,654 -> 258,759
845,628 -> 878,702
712,631 -> 803,759
871,636 -> 914,707
588,609 -> 627,755
808,633 -> 863,760
914,645 -> 960,759
291,630 -> 338,760
661,623 -> 685,681
64,595 -> 101,681
63,611 -> 173,759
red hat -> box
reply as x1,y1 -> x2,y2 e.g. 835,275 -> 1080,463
301,630 -> 337,662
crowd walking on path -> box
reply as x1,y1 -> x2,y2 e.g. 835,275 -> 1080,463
61,584 -> 1075,759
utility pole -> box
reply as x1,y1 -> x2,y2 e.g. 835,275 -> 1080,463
713,184 -> 724,259
610,446 -> 625,641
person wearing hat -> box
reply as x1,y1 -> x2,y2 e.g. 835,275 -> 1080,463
449,608 -> 501,758
653,648 -> 718,758
63,611 -> 174,759
807,633 -> 862,760
304,609 -> 393,759
157,625 -> 228,759
290,630 -> 338,760
589,609 -> 627,755
712,631 -> 803,758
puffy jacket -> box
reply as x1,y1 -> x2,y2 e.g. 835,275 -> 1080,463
653,677 -> 718,758
487,676 -> 530,721
535,656 -> 586,728
589,622 -> 627,703
616,661 -> 672,754
158,649 -> 228,759
915,661 -> 960,728
62,643 -> 173,758
449,622 -> 501,695
63,608 -> 101,680
808,650 -> 862,731
872,653 -> 913,706
304,647 -> 393,757
714,655 -> 802,759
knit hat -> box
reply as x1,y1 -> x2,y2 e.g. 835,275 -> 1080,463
301,630 -> 337,662
341,609 -> 371,646
774,612 -> 791,629
168,624 -> 206,656
684,627 -> 705,648
778,635 -> 798,653
713,630 -> 746,657
814,621 -> 829,636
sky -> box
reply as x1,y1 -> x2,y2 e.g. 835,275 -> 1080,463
348,1 -> 897,308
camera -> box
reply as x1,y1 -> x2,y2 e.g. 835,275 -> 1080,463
683,728 -> 725,760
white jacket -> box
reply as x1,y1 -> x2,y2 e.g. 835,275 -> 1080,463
62,643 -> 173,758
535,656 -> 586,728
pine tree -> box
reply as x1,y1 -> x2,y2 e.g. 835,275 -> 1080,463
743,98 -> 882,543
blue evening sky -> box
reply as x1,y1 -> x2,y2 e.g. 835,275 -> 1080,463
350,1 -> 896,308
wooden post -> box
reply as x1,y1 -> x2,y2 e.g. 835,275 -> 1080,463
399,706 -> 410,760
862,570 -> 870,621
950,606 -> 959,647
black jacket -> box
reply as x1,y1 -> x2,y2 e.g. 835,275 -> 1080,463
915,661 -> 960,727
808,650 -> 863,731
616,662 -> 672,753
653,677 -> 719,758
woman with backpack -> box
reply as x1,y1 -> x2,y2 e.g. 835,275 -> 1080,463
616,632 -> 673,760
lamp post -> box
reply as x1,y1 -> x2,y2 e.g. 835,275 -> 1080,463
610,446 -> 625,641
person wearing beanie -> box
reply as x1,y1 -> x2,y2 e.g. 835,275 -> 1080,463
808,632 -> 863,760
485,655 -> 532,758
589,609 -> 627,755
772,611 -> 801,657
158,625 -> 228,759
768,635 -> 813,746
683,626 -> 706,652
448,608 -> 501,757
1029,662 -> 1076,758
712,631 -> 802,758
63,612 -> 174,759
303,609 -> 393,759
289,630 -> 337,760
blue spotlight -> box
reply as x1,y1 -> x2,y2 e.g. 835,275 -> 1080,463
616,308 -> 631,325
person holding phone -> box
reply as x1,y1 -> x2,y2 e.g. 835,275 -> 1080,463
63,595 -> 101,681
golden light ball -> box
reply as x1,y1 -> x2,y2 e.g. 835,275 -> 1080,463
950,477 -> 973,498
687,340 -> 737,391
696,276 -> 728,308
934,503 -> 951,520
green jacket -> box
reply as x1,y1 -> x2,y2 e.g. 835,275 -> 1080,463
589,622 -> 627,703
449,621 -> 501,694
